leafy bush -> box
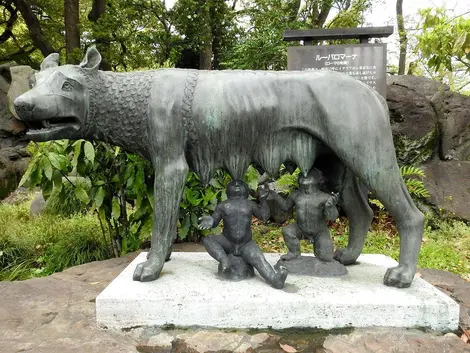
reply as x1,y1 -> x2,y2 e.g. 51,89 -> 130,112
400,165 -> 430,199
21,140 -> 266,250
44,177 -> 91,217
20,140 -> 154,257
0,200 -> 109,280
179,170 -> 228,242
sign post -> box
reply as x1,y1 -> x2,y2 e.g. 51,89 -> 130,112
284,27 -> 393,97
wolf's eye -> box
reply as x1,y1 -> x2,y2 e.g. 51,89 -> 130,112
62,81 -> 73,92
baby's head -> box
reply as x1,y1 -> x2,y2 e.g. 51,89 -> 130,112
298,169 -> 325,189
226,180 -> 249,199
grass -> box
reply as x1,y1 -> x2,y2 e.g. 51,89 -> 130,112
1,197 -> 469,281
253,214 -> 470,280
0,196 -> 111,281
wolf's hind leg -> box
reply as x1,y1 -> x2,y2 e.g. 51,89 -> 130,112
334,169 -> 373,265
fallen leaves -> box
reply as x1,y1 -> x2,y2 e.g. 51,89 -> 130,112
280,343 -> 298,352
460,325 -> 470,344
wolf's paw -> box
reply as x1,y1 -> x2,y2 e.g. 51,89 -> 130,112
333,248 -> 358,265
383,264 -> 415,288
133,257 -> 164,282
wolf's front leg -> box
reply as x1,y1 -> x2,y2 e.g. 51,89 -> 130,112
133,157 -> 188,282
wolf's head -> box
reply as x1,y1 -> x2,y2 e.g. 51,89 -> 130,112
13,47 -> 102,141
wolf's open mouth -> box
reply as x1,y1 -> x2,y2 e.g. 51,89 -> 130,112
26,116 -> 80,133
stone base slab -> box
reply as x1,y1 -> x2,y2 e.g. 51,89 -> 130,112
96,252 -> 459,330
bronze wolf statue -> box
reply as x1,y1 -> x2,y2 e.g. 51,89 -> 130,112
13,47 -> 424,288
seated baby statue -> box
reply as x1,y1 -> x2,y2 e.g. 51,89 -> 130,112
199,180 -> 288,289
270,169 -> 339,262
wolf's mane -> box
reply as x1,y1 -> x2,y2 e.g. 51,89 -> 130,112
81,69 -> 155,156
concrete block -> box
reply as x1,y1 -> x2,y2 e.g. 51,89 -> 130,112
96,252 -> 459,330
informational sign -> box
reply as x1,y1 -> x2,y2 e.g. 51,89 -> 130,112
287,43 -> 387,97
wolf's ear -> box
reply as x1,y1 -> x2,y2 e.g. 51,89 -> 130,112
40,53 -> 60,71
80,46 -> 102,71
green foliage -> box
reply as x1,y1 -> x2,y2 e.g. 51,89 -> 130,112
219,0 -> 372,70
326,0 -> 372,30
272,166 -> 300,194
20,140 -> 154,257
413,7 -> 470,92
20,140 -> 263,249
254,216 -> 470,279
416,7 -> 470,73
44,177 -> 91,217
222,0 -> 296,70
179,165 -> 261,241
178,170 -> 229,241
0,199 -> 108,281
399,165 -> 430,199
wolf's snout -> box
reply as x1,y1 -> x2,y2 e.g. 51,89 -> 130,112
14,98 -> 34,111
13,97 -> 34,120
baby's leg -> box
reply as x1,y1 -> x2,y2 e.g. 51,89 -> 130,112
281,223 -> 302,260
312,227 -> 334,262
203,235 -> 234,271
240,240 -> 288,289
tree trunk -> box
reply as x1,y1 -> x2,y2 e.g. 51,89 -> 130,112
288,0 -> 301,23
396,0 -> 407,75
87,0 -> 111,71
0,1 -> 18,45
198,0 -> 212,70
88,0 -> 107,21
64,0 -> 80,64
13,0 -> 55,57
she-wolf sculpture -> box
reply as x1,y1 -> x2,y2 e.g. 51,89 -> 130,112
13,47 -> 424,288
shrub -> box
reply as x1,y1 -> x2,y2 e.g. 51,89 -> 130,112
44,177 -> 91,217
0,200 -> 109,280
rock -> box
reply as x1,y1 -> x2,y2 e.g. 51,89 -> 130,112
420,268 -> 470,330
1,249 -> 469,353
147,332 -> 174,347
387,75 -> 449,99
30,191 -> 46,216
0,252 -> 142,353
1,65 -> 30,134
250,332 -> 273,345
0,147 -> 29,199
6,65 -> 35,123
322,328 -> 470,353
174,331 -> 245,352
421,160 -> 470,220
0,64 -> 31,200
1,186 -> 32,205
386,80 -> 440,165
0,65 -> 13,95
431,90 -> 470,161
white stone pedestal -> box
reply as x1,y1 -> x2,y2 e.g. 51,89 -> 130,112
96,252 -> 459,330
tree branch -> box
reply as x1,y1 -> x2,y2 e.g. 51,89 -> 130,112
0,45 -> 36,64
12,0 -> 55,56
317,0 -> 334,27
64,0 -> 81,64
396,0 -> 407,75
0,1 -> 18,44
88,0 -> 107,22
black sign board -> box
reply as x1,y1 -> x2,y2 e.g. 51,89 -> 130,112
287,43 -> 387,97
